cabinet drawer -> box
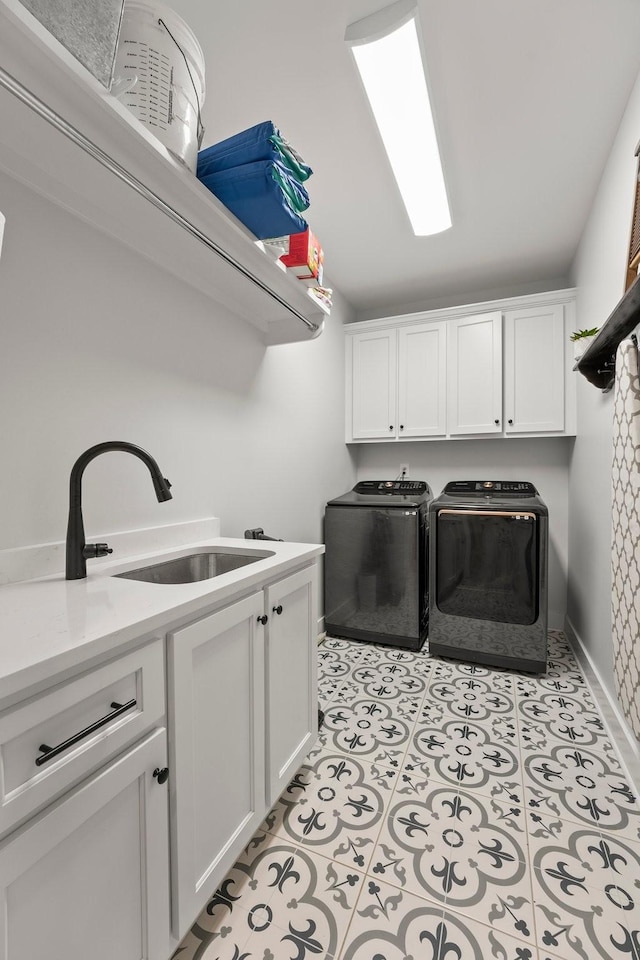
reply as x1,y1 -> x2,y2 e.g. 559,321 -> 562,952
0,638 -> 165,838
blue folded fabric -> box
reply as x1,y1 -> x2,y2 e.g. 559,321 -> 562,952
198,159 -> 309,239
197,121 -> 313,183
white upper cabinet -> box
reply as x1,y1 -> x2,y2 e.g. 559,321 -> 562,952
345,290 -> 576,443
398,322 -> 447,438
350,329 -> 397,439
348,321 -> 447,441
503,304 -> 565,433
447,312 -> 503,435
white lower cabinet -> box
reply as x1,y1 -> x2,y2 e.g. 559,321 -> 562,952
167,591 -> 266,940
0,727 -> 170,960
0,558 -> 320,960
265,566 -> 318,803
167,563 -> 319,941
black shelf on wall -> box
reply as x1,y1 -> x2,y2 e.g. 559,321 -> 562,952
576,275 -> 640,391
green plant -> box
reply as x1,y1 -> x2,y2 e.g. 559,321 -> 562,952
570,327 -> 600,341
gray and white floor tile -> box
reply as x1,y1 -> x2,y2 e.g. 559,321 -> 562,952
175,632 -> 640,960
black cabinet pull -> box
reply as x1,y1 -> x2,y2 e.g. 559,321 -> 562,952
399,424 -> 404,431
153,766 -> 169,784
257,614 -> 268,625
494,419 -> 500,425
508,419 -> 513,425
273,604 -> 283,615
35,698 -> 137,767
389,425 -> 393,431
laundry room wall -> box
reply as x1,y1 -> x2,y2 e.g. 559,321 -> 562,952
0,172 -> 355,563
354,437 -> 572,629
568,65 -> 640,730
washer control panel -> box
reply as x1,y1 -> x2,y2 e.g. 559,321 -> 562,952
354,480 -> 428,496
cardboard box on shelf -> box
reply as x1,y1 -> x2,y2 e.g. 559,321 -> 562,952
265,228 -> 324,284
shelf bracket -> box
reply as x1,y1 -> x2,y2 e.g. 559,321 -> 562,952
576,275 -> 640,391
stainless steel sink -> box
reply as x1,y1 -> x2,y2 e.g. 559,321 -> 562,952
114,550 -> 273,584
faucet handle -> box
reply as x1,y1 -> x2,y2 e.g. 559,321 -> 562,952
82,543 -> 113,559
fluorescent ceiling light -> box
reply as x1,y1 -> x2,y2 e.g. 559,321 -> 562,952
346,0 -> 452,236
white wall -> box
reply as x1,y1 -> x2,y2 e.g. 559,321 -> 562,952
568,70 -> 640,700
355,437 -> 571,628
0,172 -> 355,560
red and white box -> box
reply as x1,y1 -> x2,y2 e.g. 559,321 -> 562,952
278,229 -> 324,284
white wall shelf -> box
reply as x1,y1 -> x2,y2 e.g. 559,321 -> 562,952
0,0 -> 328,346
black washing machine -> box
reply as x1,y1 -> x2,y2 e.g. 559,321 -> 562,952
429,480 -> 548,672
324,480 -> 432,651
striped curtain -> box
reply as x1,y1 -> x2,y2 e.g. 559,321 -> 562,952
611,336 -> 640,741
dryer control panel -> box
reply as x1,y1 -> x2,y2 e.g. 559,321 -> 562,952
444,480 -> 537,497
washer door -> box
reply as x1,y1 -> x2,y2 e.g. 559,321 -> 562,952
436,509 -> 538,625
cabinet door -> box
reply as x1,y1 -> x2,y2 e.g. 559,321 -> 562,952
350,329 -> 397,439
503,304 -> 565,433
448,312 -> 503,435
0,728 -> 170,960
265,566 -> 318,804
167,593 -> 266,940
398,322 -> 447,437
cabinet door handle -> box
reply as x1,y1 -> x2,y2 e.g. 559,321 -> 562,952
153,766 -> 169,784
272,604 -> 283,615
508,419 -> 513,425
389,425 -> 394,431
399,424 -> 404,431
494,419 -> 500,425
35,698 -> 137,767
257,614 -> 268,625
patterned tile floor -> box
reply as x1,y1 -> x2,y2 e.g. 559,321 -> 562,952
174,630 -> 640,960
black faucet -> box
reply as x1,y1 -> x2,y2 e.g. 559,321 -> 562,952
65,441 -> 173,580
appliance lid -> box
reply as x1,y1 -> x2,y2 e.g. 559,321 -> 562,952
327,479 -> 432,507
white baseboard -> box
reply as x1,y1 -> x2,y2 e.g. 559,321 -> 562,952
564,615 -> 640,792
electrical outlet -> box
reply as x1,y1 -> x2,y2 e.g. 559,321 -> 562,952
400,463 -> 410,478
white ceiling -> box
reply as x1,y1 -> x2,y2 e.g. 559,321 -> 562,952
178,0 -> 640,319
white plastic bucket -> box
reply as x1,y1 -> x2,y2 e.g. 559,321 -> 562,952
112,0 -> 205,171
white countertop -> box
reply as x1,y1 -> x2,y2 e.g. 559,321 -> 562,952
0,538 -> 323,703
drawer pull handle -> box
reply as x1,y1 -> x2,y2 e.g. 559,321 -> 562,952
153,766 -> 169,784
35,698 -> 137,767
273,604 -> 283,615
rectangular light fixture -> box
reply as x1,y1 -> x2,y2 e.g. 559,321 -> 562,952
345,0 -> 452,236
